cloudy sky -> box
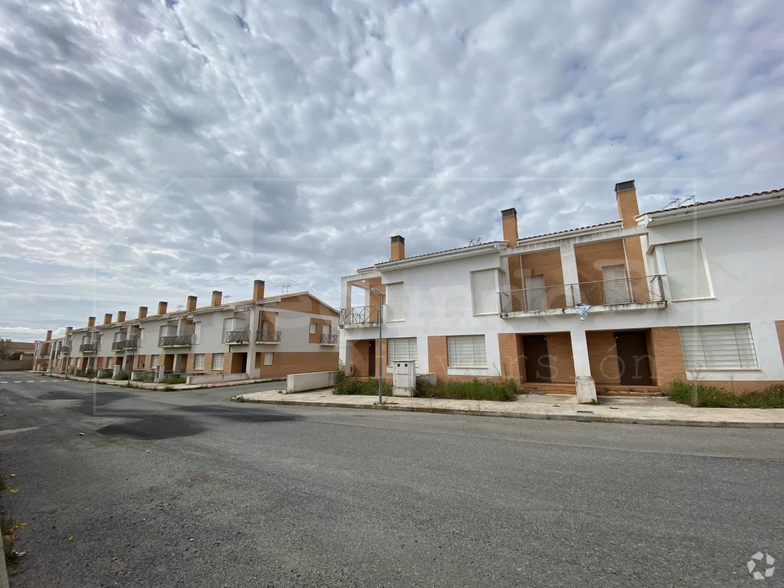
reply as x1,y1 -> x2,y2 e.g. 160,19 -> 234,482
1,0 -> 782,341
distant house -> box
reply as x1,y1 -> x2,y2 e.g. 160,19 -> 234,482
1,340 -> 35,371
33,280 -> 339,381
339,181 -> 784,403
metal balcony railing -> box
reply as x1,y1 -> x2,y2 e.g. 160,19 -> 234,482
159,334 -> 194,347
225,330 -> 250,344
80,343 -> 99,353
112,340 -> 126,351
61,345 -> 71,354
499,275 -> 665,314
321,334 -> 338,345
339,306 -> 381,327
113,337 -> 139,350
255,330 -> 282,343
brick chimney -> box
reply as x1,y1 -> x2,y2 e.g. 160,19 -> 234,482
501,208 -> 519,247
117,311 -> 126,323
46,330 -> 52,341
615,180 -> 640,227
66,327 -> 73,338
103,313 -> 113,325
186,296 -> 197,312
87,316 -> 95,328
138,306 -> 148,319
253,280 -> 265,301
211,291 -> 222,307
157,301 -> 168,315
390,236 -> 405,261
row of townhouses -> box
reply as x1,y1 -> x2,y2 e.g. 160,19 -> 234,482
339,181 -> 784,402
34,181 -> 784,402
33,280 -> 339,382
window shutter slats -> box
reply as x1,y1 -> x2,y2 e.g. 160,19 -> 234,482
388,338 -> 417,364
471,270 -> 497,315
679,324 -> 758,369
386,283 -> 404,322
661,240 -> 711,300
447,335 -> 487,368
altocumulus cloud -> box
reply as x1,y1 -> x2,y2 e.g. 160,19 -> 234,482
0,0 -> 782,340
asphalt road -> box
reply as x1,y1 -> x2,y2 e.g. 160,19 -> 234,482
0,372 -> 782,587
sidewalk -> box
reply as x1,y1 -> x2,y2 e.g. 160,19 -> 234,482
234,389 -> 784,428
36,372 -> 284,391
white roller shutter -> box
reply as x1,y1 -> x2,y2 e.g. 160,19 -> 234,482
388,338 -> 418,364
472,270 -> 498,315
447,335 -> 487,368
386,283 -> 404,322
679,324 -> 758,370
661,240 -> 711,300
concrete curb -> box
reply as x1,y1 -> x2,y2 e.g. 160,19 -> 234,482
36,372 -> 284,391
236,397 -> 784,428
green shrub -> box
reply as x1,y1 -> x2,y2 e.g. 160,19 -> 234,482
666,380 -> 784,408
333,362 -> 392,396
164,377 -> 186,385
113,372 -> 130,381
416,378 -> 518,402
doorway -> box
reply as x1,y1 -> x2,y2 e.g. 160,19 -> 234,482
230,352 -> 247,374
368,340 -> 376,377
614,331 -> 653,385
525,274 -> 547,310
602,265 -> 630,304
523,334 -> 551,383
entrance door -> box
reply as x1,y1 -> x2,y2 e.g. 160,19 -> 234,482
614,331 -> 653,386
523,334 -> 551,383
368,341 -> 376,377
602,265 -> 630,304
525,274 -> 547,310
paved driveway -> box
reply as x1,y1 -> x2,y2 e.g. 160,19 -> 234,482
1,373 -> 782,587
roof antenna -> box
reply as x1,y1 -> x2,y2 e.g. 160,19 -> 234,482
222,295 -> 232,304
281,284 -> 291,294
664,194 -> 697,210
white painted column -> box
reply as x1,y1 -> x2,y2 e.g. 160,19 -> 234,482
247,307 -> 259,379
570,326 -> 597,404
560,241 -> 581,306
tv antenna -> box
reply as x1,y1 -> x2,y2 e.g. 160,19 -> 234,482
664,194 -> 697,210
468,236 -> 483,246
222,295 -> 232,304
281,284 -> 292,294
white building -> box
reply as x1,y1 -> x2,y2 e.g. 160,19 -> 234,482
35,280 -> 339,382
339,181 -> 784,403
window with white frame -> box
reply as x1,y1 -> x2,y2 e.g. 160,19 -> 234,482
471,270 -> 497,315
447,335 -> 487,368
309,322 -> 317,334
386,283 -> 404,322
212,353 -> 224,371
660,240 -> 712,301
679,324 -> 758,370
194,354 -> 205,370
194,322 -> 201,344
387,337 -> 418,366
151,355 -> 159,369
263,352 -> 274,366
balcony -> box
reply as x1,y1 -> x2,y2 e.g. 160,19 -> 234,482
225,330 -> 250,344
500,275 -> 665,318
255,330 -> 282,344
321,334 -> 338,346
339,306 -> 381,328
79,343 -> 98,353
159,334 -> 194,347
112,338 -> 139,351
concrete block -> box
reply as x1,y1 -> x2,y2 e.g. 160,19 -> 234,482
575,376 -> 597,404
286,371 -> 337,393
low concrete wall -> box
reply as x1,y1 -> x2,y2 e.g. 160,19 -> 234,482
286,371 -> 337,393
0,359 -> 33,372
186,373 -> 249,385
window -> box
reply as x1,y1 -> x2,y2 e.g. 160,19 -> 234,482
194,323 -> 201,344
388,338 -> 417,365
160,324 -> 176,337
447,335 -> 487,368
194,354 -> 205,370
151,355 -> 159,369
138,356 -> 146,369
660,240 -> 712,300
471,270 -> 497,315
212,353 -> 224,371
386,283 -> 404,321
309,322 -> 317,334
263,352 -> 273,366
679,324 -> 758,370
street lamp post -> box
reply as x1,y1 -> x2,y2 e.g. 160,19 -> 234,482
371,288 -> 384,405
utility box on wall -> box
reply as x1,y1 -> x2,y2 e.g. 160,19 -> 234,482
393,361 -> 416,397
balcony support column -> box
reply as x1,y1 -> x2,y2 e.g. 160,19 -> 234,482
559,241 -> 581,306
570,327 -> 597,404
247,306 -> 260,379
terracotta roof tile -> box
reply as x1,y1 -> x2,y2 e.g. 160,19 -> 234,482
517,220 -> 622,242
359,241 -> 506,272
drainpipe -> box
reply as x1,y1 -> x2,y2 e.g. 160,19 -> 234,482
371,288 -> 384,405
